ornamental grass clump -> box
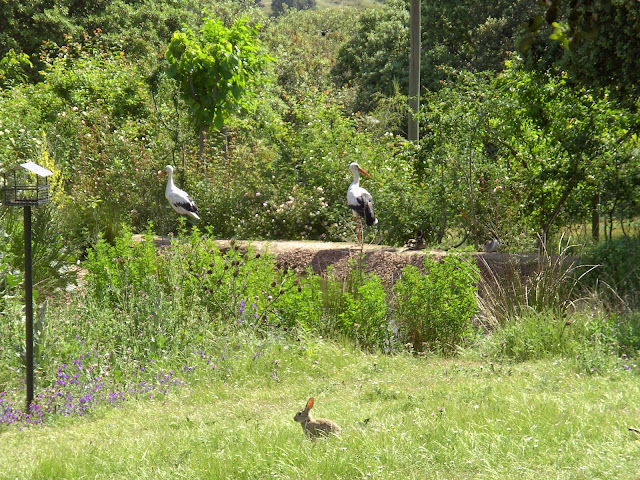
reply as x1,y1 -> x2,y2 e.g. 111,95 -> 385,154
476,235 -> 596,329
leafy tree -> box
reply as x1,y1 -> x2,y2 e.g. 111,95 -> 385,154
271,0 -> 317,17
0,49 -> 33,88
0,1 -> 83,65
560,0 -> 640,104
520,0 -> 640,105
0,0 -> 203,81
332,0 -> 409,111
333,0 -> 538,112
165,15 -> 273,156
520,0 -> 604,51
419,61 -> 639,248
263,7 -> 360,96
488,61 -> 636,244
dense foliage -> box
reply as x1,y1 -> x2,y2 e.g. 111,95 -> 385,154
3,228 -> 639,431
394,255 -> 479,354
1,0 -> 640,429
0,0 -> 638,251
166,15 -> 273,143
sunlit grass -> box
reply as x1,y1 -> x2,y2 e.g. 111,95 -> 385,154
1,338 -> 639,479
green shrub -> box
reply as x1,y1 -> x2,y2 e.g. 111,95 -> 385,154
488,310 -> 638,372
581,235 -> 640,309
393,255 -> 479,354
493,311 -> 577,362
571,316 -> 620,374
273,271 -> 324,331
80,226 -> 306,365
610,311 -> 640,357
84,224 -> 160,310
294,264 -> 392,352
337,270 -> 391,352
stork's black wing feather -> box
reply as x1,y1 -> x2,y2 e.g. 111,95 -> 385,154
360,193 -> 376,226
176,198 -> 200,216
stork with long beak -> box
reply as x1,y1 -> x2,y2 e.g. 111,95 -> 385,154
158,165 -> 200,222
347,162 -> 377,246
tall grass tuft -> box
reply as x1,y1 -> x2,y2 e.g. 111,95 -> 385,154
476,235 -> 596,330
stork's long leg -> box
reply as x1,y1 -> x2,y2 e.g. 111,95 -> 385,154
356,214 -> 362,246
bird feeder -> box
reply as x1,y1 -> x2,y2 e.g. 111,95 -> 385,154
1,161 -> 53,413
2,161 -> 52,206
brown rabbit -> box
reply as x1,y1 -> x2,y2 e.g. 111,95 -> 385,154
294,397 -> 342,438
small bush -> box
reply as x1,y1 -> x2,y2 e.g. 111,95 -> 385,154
487,310 -> 639,373
393,255 -> 479,354
581,234 -> 640,309
79,226 -> 296,366
610,311 -> 640,358
305,264 -> 392,352
338,270 -> 391,352
493,311 -> 577,362
274,271 -> 324,331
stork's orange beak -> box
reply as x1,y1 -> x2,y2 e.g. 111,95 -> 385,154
358,166 -> 372,178
157,170 -> 167,179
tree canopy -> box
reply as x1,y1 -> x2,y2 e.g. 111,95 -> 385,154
165,15 -> 273,134
0,0 -> 638,252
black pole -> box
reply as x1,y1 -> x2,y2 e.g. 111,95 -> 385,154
24,205 -> 34,413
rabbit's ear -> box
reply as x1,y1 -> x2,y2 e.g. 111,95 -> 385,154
306,397 -> 315,410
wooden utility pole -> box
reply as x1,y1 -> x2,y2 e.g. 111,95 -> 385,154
408,0 -> 421,142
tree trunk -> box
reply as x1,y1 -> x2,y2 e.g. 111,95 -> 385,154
198,126 -> 207,162
591,193 -> 600,242
541,176 -> 578,248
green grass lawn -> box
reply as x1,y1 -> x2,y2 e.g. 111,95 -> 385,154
1,338 -> 639,479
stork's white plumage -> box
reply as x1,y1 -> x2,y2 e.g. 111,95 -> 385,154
158,165 -> 200,222
347,162 -> 377,245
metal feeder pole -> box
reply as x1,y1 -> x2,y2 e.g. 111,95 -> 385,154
24,205 -> 34,412
1,161 -> 53,415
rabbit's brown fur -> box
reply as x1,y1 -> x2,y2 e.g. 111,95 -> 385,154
294,397 -> 341,438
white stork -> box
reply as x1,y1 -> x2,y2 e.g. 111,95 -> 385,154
158,165 -> 200,222
347,162 -> 377,246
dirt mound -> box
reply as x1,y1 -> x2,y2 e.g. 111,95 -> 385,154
139,236 -> 537,286
211,239 -> 499,284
